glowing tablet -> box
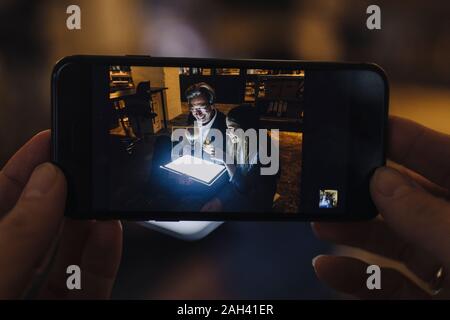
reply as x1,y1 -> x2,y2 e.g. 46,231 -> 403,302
161,155 -> 226,186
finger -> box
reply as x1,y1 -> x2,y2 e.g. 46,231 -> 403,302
39,220 -> 122,300
388,116 -> 450,189
390,162 -> 450,200
313,255 -> 430,299
371,166 -> 450,269
77,220 -> 122,299
312,220 -> 442,284
0,163 -> 66,299
0,130 -> 51,216
37,219 -> 95,299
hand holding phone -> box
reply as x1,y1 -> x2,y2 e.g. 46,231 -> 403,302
0,130 -> 122,299
312,116 -> 450,298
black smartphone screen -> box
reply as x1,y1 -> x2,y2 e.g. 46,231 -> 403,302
52,56 -> 388,220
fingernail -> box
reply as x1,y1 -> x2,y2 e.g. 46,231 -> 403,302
372,167 -> 411,198
312,255 -> 323,268
23,163 -> 58,199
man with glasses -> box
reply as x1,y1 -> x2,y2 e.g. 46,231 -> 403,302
147,82 -> 227,211
185,82 -> 227,160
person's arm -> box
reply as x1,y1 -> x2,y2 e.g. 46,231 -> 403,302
228,165 -> 258,194
312,116 -> 450,299
206,163 -> 276,212
0,130 -> 122,299
201,165 -> 253,212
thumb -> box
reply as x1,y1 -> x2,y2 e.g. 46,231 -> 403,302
0,163 -> 66,299
370,167 -> 450,268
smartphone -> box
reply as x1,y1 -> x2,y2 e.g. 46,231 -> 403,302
52,55 -> 388,221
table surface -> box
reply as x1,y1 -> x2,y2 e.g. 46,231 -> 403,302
112,221 -> 335,299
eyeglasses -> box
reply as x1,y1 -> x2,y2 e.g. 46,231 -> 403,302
189,104 -> 211,112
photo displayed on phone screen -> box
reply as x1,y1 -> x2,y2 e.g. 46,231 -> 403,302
104,66 -> 308,214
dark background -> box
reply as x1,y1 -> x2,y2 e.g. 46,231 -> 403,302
1,0 -> 449,299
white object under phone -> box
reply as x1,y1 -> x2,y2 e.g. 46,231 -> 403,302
138,221 -> 224,241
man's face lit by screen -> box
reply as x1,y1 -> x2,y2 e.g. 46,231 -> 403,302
189,95 -> 214,124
